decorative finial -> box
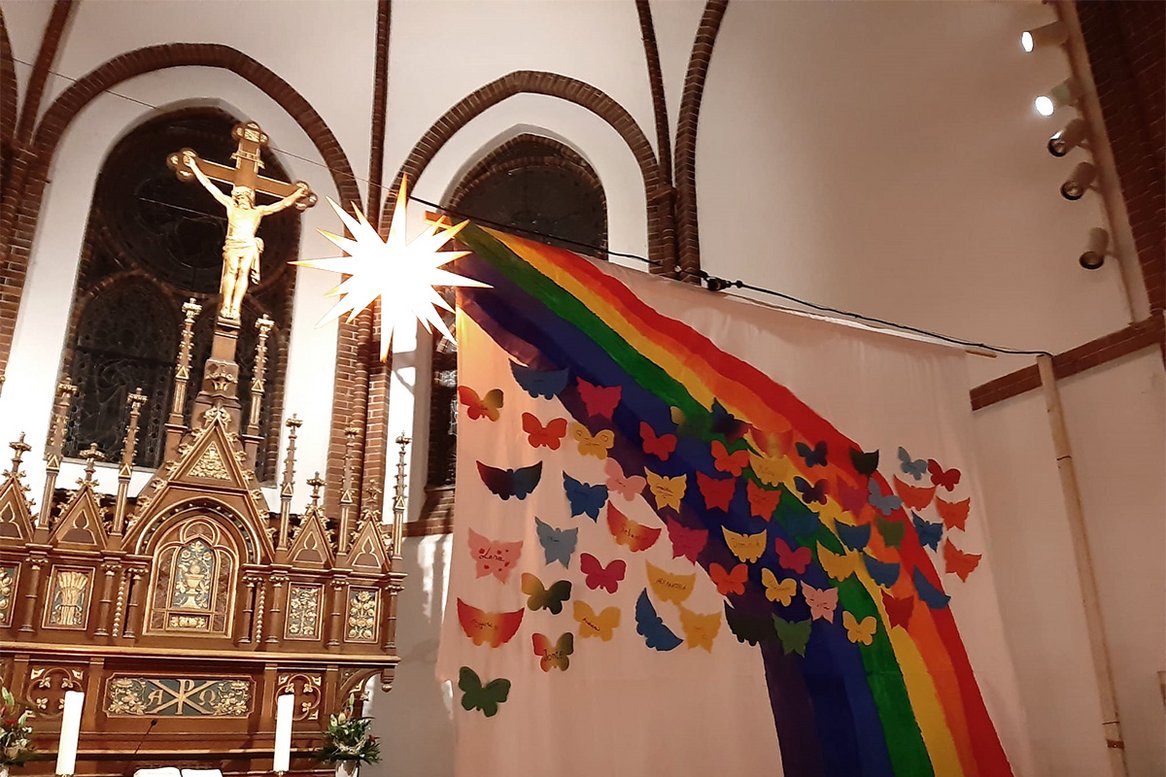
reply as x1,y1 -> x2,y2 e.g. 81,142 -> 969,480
57,378 -> 78,398
182,297 -> 203,321
79,443 -> 103,488
7,433 -> 31,475
307,472 -> 325,505
127,386 -> 148,409
285,414 -> 303,430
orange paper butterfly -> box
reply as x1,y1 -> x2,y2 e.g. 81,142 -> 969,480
522,412 -> 568,450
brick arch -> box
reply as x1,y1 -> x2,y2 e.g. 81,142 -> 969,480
0,10 -> 15,174
383,70 -> 675,276
0,42 -> 369,513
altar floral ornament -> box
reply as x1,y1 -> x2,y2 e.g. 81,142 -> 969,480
316,710 -> 381,769
295,176 -> 487,360
0,686 -> 35,769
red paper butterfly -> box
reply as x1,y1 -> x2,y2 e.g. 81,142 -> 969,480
774,538 -> 812,574
641,422 -> 677,461
711,440 -> 749,476
881,591 -> 915,629
577,378 -> 621,419
458,386 -> 503,421
835,478 -> 869,516
746,480 -> 782,521
579,552 -> 627,593
521,412 -> 568,450
664,517 -> 708,563
942,539 -> 982,581
927,460 -> 961,491
696,471 -> 736,511
710,562 -> 748,596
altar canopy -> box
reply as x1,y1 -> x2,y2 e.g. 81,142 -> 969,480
437,226 -> 1033,777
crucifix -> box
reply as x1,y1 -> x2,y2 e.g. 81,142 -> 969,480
167,121 -> 317,322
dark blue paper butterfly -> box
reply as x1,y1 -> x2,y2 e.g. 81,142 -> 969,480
634,590 -> 682,651
898,446 -> 928,481
863,554 -> 900,587
563,473 -> 608,521
793,476 -> 828,505
836,522 -> 872,551
913,568 -> 951,609
867,479 -> 903,516
911,511 -> 943,551
535,517 -> 578,567
510,361 -> 570,399
477,461 -> 542,501
796,441 -> 828,467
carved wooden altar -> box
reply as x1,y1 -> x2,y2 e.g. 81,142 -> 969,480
0,297 -> 404,774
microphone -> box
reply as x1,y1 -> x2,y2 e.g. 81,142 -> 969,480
130,718 -> 159,763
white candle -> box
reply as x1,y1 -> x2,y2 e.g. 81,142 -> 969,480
273,693 -> 294,773
56,690 -> 84,776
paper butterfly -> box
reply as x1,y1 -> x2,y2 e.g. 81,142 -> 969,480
868,479 -> 903,516
817,545 -> 858,581
640,422 -> 677,461
535,517 -> 578,567
605,459 -> 646,501
876,515 -> 905,548
477,461 -> 542,501
634,590 -> 682,651
723,526 -> 767,564
521,572 -> 572,614
710,562 -> 748,596
576,377 -> 622,419
835,478 -> 869,516
570,423 -> 614,459
793,476 -> 828,505
912,512 -> 943,551
711,440 -> 749,476
774,537 -> 812,574
606,503 -> 661,552
724,602 -> 776,646
580,552 -> 626,594
796,441 -> 828,467
467,528 -> 522,582
773,616 -> 813,656
697,471 -> 736,511
574,600 -> 620,641
842,611 -> 877,645
747,480 -> 783,521
531,632 -> 574,672
935,497 -> 971,531
913,568 -> 951,609
678,605 -> 721,652
802,583 -> 839,622
760,568 -> 796,605
849,447 -> 879,477
563,473 -> 608,520
664,517 -> 707,563
863,554 -> 900,588
893,475 -> 936,510
645,561 -> 695,605
456,599 -> 524,647
881,590 -> 915,629
749,451 -> 791,487
645,469 -> 687,511
943,538 -> 982,581
835,522 -> 871,551
898,446 -> 928,480
511,362 -> 569,399
927,460 -> 961,491
458,666 -> 510,717
672,400 -> 746,440
522,412 -> 567,450
749,426 -> 793,458
458,386 -> 503,421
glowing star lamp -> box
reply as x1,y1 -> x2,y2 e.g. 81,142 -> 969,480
56,690 -> 84,776
295,176 -> 488,360
273,693 -> 294,775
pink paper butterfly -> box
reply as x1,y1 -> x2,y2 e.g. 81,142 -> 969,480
801,582 -> 838,622
467,528 -> 523,583
605,459 -> 647,501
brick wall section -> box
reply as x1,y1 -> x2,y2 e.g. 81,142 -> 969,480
0,11 -> 17,185
1077,1 -> 1165,314
674,0 -> 729,282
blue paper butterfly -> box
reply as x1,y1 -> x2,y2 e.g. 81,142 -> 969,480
535,517 -> 578,567
836,522 -> 872,551
796,441 -> 828,467
911,512 -> 943,551
862,554 -> 900,588
511,361 -> 570,399
634,590 -> 682,651
898,447 -> 927,481
913,568 -> 951,609
563,473 -> 608,521
867,479 -> 903,516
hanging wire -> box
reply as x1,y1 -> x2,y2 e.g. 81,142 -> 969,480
25,57 -> 1052,358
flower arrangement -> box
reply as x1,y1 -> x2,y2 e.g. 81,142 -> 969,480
316,711 -> 380,765
0,686 -> 35,766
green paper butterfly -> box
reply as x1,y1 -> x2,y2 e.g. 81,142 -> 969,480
521,572 -> 572,614
876,515 -> 905,549
458,666 -> 511,718
773,616 -> 812,657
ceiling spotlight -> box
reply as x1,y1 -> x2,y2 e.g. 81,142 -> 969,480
1060,161 -> 1097,200
1035,77 -> 1082,116
1079,227 -> 1108,270
1021,21 -> 1068,53
1048,118 -> 1088,157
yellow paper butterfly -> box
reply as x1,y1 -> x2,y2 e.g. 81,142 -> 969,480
723,526 -> 767,564
645,469 -> 687,511
843,611 -> 877,645
678,605 -> 721,652
570,423 -> 615,459
645,561 -> 696,605
749,451 -> 791,487
818,545 -> 859,582
761,567 -> 796,605
573,600 -> 621,641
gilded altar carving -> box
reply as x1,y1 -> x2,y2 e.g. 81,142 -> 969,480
145,519 -> 236,637
0,564 -> 16,627
44,566 -> 93,629
28,666 -> 85,715
105,677 -> 252,718
188,442 -> 231,480
345,587 -> 379,643
285,583 -> 322,640
276,673 -> 321,721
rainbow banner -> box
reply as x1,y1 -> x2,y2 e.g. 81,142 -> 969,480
437,226 -> 1031,776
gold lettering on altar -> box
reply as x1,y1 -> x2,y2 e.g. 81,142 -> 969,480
105,677 -> 252,718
